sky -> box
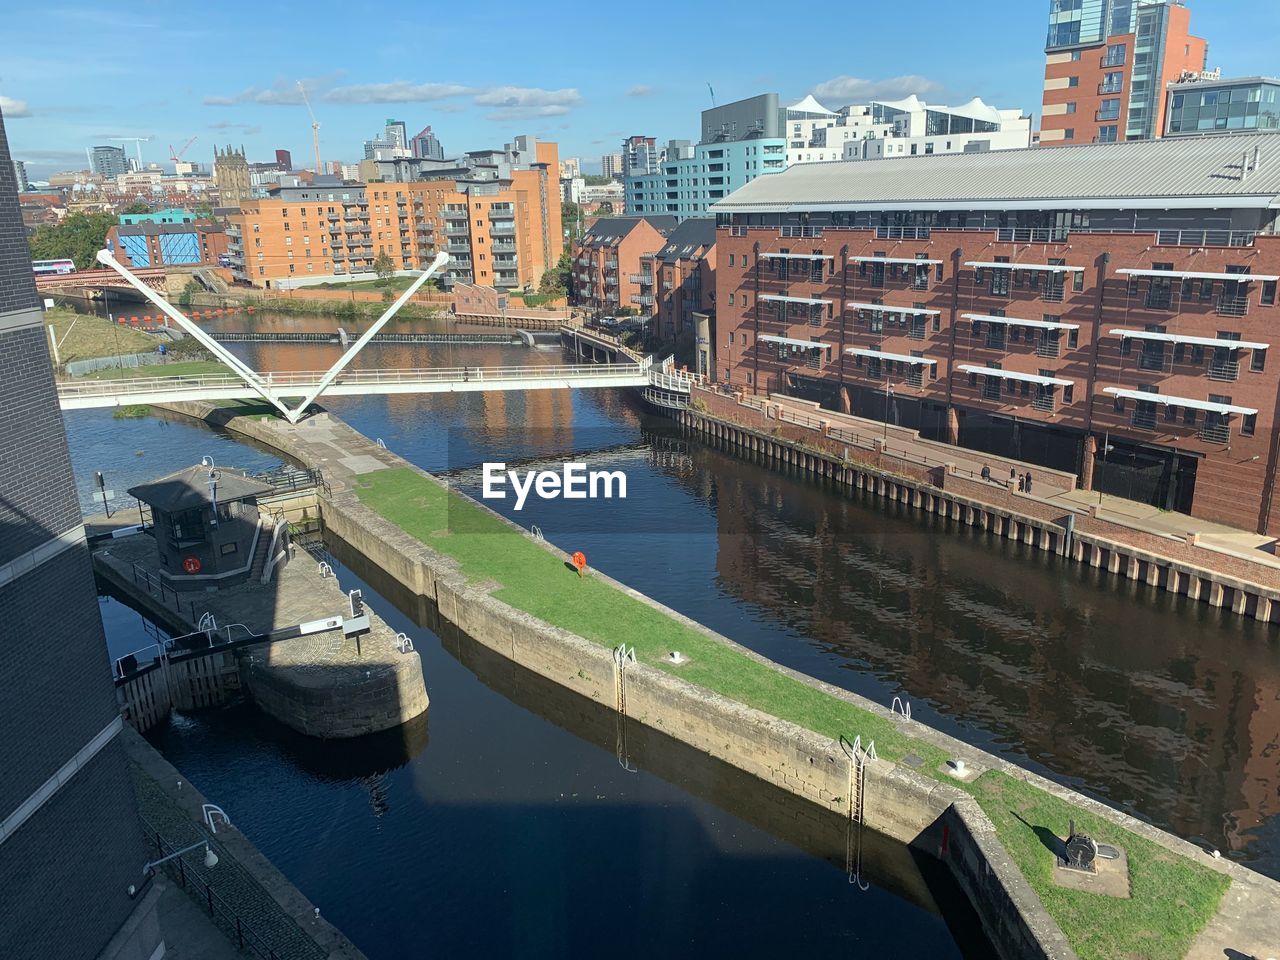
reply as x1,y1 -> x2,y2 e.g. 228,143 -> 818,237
4,0 -> 1280,180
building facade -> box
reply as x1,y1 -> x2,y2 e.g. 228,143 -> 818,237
1041,0 -> 1207,146
213,144 -> 251,206
412,125 -> 444,160
712,133 -> 1280,533
275,148 -> 293,171
601,153 -> 623,179
641,217 -> 716,341
12,158 -> 27,192
1165,75 -> 1280,136
107,221 -> 228,267
0,104 -> 163,960
230,159 -> 562,290
623,135 -> 661,177
573,215 -> 675,317
90,144 -> 128,177
837,97 -> 1033,162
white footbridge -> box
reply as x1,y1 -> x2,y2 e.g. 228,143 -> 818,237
57,250 -> 693,421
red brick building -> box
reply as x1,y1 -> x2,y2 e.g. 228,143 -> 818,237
572,216 -> 675,317
642,217 -> 717,341
712,133 -> 1280,533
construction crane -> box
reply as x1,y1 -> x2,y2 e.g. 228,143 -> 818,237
108,136 -> 152,168
169,136 -> 198,163
297,81 -> 322,174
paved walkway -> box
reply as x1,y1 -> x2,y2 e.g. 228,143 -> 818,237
153,880 -> 245,960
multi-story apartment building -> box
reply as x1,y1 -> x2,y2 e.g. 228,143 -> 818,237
641,217 -> 716,341
622,135 -> 661,177
1041,0 -> 1207,146
712,132 -> 1280,533
12,158 -> 27,191
412,125 -> 444,160
625,94 -> 787,222
91,144 -> 128,177
601,153 -> 624,179
1,104 -> 164,960
573,215 -> 675,317
230,159 -> 562,290
1164,74 -> 1280,136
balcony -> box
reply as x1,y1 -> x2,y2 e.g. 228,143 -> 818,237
1199,419 -> 1232,444
1144,289 -> 1174,311
605,259 -> 618,269
490,224 -> 516,237
631,295 -> 653,307
1217,295 -> 1249,318
445,241 -> 470,254
1032,392 -> 1057,413
1208,359 -> 1241,382
1131,406 -> 1158,431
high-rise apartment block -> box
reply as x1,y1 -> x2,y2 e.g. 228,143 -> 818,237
601,153 -> 624,179
412,125 -> 444,160
0,102 -> 164,960
12,158 -> 27,191
90,144 -> 128,177
230,138 -> 562,291
1041,0 -> 1207,146
712,133 -> 1280,533
275,148 -> 293,171
622,135 -> 661,177
385,118 -> 408,151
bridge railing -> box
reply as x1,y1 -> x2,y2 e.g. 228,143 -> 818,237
58,362 -> 650,401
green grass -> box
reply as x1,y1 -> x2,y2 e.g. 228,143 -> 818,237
79,360 -> 228,381
312,276 -> 420,292
353,464 -> 1228,960
46,307 -> 158,363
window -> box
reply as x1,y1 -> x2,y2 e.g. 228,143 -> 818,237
1104,43 -> 1126,66
1068,76 -> 1080,88
1065,102 -> 1077,114
1242,413 -> 1257,436
728,254 -> 735,266
1071,50 -> 1082,61
990,258 -> 1011,297
1252,348 -> 1267,373
1063,128 -> 1075,140
1263,280 -> 1277,305
1096,125 -> 1119,142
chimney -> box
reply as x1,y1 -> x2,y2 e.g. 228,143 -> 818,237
1242,151 -> 1250,182
1254,145 -> 1262,171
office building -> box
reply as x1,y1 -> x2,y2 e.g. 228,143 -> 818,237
12,158 -> 27,192
1041,0 -> 1207,145
838,96 -> 1032,161
412,125 -> 444,160
625,94 -> 787,221
0,102 -> 164,960
229,142 -> 563,291
1165,74 -> 1280,136
91,144 -> 128,177
573,215 -> 676,316
385,118 -> 408,151
712,132 -> 1280,533
601,153 -> 624,179
275,148 -> 293,171
213,144 -> 251,206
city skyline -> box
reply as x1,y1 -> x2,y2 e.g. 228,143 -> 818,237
6,0 -> 1279,179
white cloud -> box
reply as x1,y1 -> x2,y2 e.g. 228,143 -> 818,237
625,85 -> 655,97
473,86 -> 581,121
323,82 -> 472,104
809,75 -> 943,106
203,75 -> 339,107
0,96 -> 32,118
208,121 -> 262,135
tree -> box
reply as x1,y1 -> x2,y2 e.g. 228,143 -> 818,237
562,201 -> 584,241
194,203 -> 216,221
583,174 -> 613,186
122,202 -> 151,215
540,251 -> 571,295
28,212 -> 119,270
373,251 -> 395,281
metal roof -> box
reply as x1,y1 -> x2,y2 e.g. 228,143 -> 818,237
128,465 -> 273,513
712,132 -> 1280,213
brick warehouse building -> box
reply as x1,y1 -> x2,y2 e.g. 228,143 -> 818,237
0,109 -> 163,956
712,133 -> 1280,534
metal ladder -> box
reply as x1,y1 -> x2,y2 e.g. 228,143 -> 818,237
843,735 -> 877,890
612,644 -> 637,773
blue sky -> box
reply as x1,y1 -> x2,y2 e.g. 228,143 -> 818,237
4,0 -> 1279,179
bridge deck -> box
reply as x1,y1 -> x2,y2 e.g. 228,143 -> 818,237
58,362 -> 650,410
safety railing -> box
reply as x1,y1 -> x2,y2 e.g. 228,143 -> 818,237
130,560 -> 201,621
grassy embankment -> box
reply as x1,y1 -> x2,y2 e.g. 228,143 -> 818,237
353,465 -> 1229,960
44,307 -> 157,364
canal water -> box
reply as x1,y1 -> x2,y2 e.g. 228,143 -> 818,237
63,306 -> 1280,948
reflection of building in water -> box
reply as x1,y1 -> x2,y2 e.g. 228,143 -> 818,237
697,440 -> 1280,858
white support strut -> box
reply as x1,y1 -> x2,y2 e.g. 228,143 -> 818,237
291,251 -> 450,418
95,249 -> 450,423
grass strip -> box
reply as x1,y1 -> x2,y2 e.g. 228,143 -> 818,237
356,465 -> 1228,960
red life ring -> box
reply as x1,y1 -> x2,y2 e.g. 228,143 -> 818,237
182,556 -> 201,574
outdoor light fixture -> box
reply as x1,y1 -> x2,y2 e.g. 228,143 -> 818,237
127,840 -> 219,897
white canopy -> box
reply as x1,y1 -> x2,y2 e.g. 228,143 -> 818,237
958,364 -> 1073,387
846,348 -> 937,366
760,334 -> 826,350
966,261 -> 1085,273
1102,388 -> 1258,416
1115,268 -> 1280,282
846,301 -> 941,316
963,313 -> 1079,331
760,252 -> 834,261
1108,328 -> 1269,350
760,294 -> 832,306
850,255 -> 943,265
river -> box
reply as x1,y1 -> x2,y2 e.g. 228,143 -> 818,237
62,306 -> 1280,952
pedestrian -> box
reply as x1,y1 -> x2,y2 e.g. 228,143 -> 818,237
1025,472 -> 1034,494
1017,474 -> 1026,492
1009,467 -> 1017,485
981,464 -> 991,482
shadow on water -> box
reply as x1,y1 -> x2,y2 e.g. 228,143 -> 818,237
323,527 -> 996,959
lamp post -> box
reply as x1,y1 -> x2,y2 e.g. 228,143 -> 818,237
128,840 -> 219,897
883,380 -> 895,442
1098,432 -> 1115,505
